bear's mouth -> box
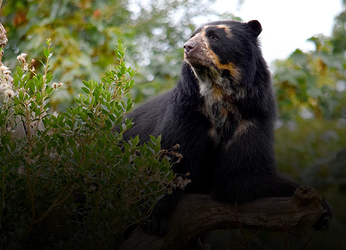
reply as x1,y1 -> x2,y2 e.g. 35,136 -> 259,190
184,44 -> 214,70
184,53 -> 213,71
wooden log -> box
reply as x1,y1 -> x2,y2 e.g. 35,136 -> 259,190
119,185 -> 323,250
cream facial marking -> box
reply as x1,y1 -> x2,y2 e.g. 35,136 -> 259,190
202,25 -> 232,38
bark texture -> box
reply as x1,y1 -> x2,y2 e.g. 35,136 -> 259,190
119,185 -> 323,250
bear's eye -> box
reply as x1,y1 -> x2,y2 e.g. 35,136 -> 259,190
209,33 -> 219,41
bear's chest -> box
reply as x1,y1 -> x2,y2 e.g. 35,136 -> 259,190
199,82 -> 240,144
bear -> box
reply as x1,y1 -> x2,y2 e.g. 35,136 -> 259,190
122,20 -> 332,236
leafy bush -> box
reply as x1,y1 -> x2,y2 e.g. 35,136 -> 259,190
0,39 -> 176,249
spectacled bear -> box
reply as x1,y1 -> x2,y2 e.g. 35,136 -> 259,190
123,20 -> 332,236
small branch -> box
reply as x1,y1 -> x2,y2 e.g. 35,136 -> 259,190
120,185 -> 323,250
32,184 -> 75,226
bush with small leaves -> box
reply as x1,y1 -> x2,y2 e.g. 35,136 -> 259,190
0,39 -> 177,249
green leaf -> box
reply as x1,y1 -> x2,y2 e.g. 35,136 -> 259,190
105,119 -> 112,128
23,72 -> 31,82
18,90 -> 24,101
16,66 -> 23,78
98,139 -> 105,149
13,74 -> 20,87
83,81 -> 90,88
36,91 -> 42,102
81,87 -> 90,94
132,135 -> 139,147
46,73 -> 54,84
66,119 -> 74,129
80,111 -> 87,121
46,85 -> 53,95
73,147 -> 81,161
26,80 -> 35,92
155,135 -> 161,154
39,60 -> 46,68
43,48 -> 49,58
109,114 -> 115,122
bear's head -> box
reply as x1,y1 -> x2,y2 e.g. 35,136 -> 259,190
183,20 -> 263,91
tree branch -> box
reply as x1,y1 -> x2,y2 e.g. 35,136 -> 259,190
119,185 -> 323,250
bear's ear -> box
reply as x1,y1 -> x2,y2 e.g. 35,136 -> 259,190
247,20 -> 262,37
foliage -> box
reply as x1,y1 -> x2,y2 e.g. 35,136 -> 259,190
0,40 -> 176,249
273,38 -> 346,122
2,0 -> 346,249
1,0 -> 233,110
272,7 -> 346,177
270,5 -> 346,250
272,31 -> 346,179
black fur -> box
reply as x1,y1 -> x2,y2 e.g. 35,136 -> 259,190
123,20 -> 332,236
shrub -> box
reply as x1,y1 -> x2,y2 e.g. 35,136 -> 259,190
0,39 -> 176,249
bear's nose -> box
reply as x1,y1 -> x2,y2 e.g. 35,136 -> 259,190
184,41 -> 197,54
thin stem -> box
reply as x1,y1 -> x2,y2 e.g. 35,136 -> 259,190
31,184 -> 75,226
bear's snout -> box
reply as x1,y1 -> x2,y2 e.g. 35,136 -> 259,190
184,40 -> 197,54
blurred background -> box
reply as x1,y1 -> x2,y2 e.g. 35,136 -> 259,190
1,0 -> 345,249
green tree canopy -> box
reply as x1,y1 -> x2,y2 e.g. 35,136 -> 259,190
2,0 -> 235,109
